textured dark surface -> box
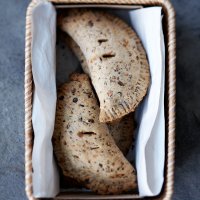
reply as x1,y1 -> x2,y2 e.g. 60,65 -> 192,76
0,0 -> 199,200
172,0 -> 200,199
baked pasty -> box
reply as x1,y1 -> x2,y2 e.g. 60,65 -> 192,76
59,9 -> 150,122
53,73 -> 137,194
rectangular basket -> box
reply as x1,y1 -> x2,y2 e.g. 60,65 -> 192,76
24,0 -> 176,199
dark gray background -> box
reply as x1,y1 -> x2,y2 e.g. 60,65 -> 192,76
0,0 -> 199,199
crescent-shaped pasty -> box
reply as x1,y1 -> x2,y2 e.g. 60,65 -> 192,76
59,9 -> 150,123
53,73 -> 137,194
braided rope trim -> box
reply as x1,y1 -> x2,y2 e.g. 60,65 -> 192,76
25,1 -> 40,200
25,0 -> 175,199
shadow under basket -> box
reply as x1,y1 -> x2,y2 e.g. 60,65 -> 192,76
24,0 -> 176,199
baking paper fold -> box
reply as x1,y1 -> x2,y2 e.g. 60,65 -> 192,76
31,1 -> 59,198
129,7 -> 165,196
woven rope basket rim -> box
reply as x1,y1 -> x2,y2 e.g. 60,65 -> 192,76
24,0 -> 176,199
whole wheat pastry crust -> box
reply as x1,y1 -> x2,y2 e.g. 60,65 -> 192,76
53,73 -> 137,194
59,9 -> 150,123
64,35 -> 135,155
108,113 -> 135,155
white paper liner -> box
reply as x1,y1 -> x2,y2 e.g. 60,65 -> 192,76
31,1 -> 59,198
129,7 -> 165,196
31,3 -> 165,197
